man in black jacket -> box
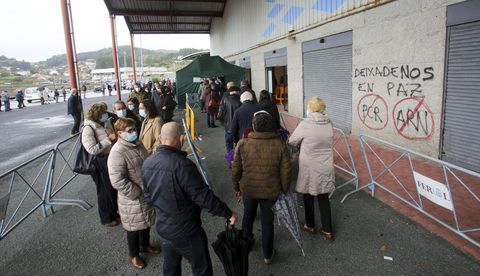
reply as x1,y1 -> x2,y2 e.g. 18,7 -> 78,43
142,122 -> 238,276
219,86 -> 242,151
67,88 -> 82,135
229,92 -> 261,149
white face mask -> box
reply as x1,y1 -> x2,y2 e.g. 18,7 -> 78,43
128,104 -> 135,111
100,113 -> 109,122
139,109 -> 146,118
135,88 -> 140,92
116,109 -> 126,118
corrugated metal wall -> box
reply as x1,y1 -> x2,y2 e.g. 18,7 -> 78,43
211,0 -> 377,56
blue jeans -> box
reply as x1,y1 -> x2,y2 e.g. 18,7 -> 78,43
160,228 -> 213,276
242,196 -> 276,258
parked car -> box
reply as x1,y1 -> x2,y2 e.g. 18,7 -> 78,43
94,86 -> 104,93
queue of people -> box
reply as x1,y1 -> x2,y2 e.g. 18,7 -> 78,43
68,77 -> 335,275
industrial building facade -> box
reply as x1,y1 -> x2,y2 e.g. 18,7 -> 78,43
210,0 -> 480,172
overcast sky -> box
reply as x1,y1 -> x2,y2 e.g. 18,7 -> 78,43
0,0 -> 210,62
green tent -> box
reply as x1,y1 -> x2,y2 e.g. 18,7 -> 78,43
176,55 -> 245,108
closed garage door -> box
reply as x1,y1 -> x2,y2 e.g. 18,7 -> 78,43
303,31 -> 352,132
442,20 -> 480,172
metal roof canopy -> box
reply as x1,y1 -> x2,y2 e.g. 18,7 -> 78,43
103,0 -> 226,34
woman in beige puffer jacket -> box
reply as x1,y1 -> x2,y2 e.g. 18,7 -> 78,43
107,117 -> 159,269
288,96 -> 335,241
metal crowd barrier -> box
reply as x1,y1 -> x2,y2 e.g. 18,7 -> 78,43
279,113 -> 359,198
185,102 -> 198,141
43,134 -> 92,216
342,135 -> 480,248
0,134 -> 91,241
182,119 -> 210,186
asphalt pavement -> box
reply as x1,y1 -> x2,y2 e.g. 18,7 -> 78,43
0,91 -> 128,172
0,105 -> 478,275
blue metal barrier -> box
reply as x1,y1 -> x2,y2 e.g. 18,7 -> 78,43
342,135 -> 480,249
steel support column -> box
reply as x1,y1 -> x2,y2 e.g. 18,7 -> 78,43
130,34 -> 137,83
60,0 -> 78,90
110,15 -> 121,100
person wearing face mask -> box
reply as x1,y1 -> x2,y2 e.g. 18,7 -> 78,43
107,118 -> 160,269
127,97 -> 140,117
129,83 -> 149,105
138,99 -> 164,154
82,103 -> 119,227
112,100 -> 142,134
152,86 -> 176,123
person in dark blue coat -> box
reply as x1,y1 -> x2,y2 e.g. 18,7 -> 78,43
228,92 -> 261,149
67,88 -> 83,135
142,122 -> 238,276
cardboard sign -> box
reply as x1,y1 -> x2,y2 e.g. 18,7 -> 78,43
413,171 -> 453,211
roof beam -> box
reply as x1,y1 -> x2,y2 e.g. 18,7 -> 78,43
128,21 -> 210,25
110,9 -> 223,17
131,30 -> 210,34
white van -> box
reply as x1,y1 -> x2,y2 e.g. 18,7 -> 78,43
24,87 -> 54,103
24,87 -> 42,103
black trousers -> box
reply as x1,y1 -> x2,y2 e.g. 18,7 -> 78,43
303,193 -> 332,232
160,228 -> 213,276
127,228 -> 150,257
71,113 -> 81,135
90,155 -> 118,224
242,197 -> 276,259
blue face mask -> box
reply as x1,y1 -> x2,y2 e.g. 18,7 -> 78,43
125,131 -> 137,142
139,109 -> 146,118
116,109 -> 126,118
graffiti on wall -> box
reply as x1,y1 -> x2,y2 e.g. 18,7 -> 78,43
354,65 -> 435,140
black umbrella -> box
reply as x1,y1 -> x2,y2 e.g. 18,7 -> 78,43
212,223 -> 254,276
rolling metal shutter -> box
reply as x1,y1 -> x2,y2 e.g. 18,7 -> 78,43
265,47 -> 287,67
303,32 -> 352,132
442,20 -> 480,172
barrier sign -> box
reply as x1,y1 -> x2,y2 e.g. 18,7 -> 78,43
413,171 -> 453,211
193,77 -> 202,83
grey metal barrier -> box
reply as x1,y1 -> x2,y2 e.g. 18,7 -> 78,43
279,113 -> 359,198
342,135 -> 480,248
43,134 -> 92,216
0,149 -> 55,240
0,134 -> 91,241
182,119 -> 210,186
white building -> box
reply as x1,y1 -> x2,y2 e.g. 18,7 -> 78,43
90,67 -> 171,82
209,0 -> 480,172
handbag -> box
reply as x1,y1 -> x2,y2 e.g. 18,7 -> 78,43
73,125 -> 97,175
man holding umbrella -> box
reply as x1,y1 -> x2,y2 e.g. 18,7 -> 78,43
142,122 -> 238,276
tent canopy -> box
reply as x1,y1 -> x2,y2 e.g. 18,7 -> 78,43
176,55 -> 245,108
